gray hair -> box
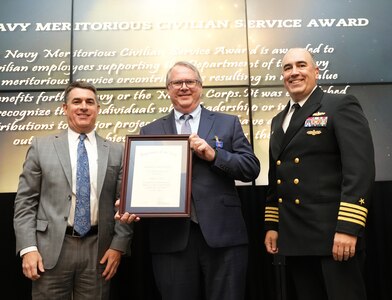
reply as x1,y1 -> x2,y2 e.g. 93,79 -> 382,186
165,61 -> 203,87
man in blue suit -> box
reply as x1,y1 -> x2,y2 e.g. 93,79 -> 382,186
117,61 -> 260,300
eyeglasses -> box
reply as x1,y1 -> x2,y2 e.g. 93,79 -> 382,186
168,79 -> 200,89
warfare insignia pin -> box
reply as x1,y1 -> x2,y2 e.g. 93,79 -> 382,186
306,130 -> 322,136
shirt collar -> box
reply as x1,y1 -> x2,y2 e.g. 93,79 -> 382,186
174,105 -> 202,121
289,85 -> 318,108
68,128 -> 95,143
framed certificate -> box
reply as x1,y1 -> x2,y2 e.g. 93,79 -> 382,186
119,135 -> 192,217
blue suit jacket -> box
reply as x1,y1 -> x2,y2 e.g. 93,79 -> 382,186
140,106 -> 260,253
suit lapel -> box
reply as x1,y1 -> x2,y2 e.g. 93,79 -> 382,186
96,134 -> 109,197
198,107 -> 215,139
163,111 -> 177,134
270,102 -> 289,160
53,131 -> 72,188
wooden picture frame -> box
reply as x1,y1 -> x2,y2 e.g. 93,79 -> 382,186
119,135 -> 192,217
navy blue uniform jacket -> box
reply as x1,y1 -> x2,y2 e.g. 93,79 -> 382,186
265,87 -> 375,256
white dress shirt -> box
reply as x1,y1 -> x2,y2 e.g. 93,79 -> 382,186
68,129 -> 98,227
282,86 -> 318,132
174,105 -> 202,134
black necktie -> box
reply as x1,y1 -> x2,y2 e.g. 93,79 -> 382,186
291,103 -> 301,118
288,103 -> 301,127
283,103 -> 301,133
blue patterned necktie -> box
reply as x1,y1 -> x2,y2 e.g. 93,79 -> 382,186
74,133 -> 91,236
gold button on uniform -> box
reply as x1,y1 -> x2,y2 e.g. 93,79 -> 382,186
278,198 -> 283,203
277,179 -> 282,184
276,160 -> 281,166
295,198 -> 300,204
294,157 -> 300,164
293,178 -> 299,184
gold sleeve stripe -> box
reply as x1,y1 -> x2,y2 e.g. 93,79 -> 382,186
340,202 -> 368,213
265,218 -> 279,223
265,206 -> 279,222
265,206 -> 279,211
338,216 -> 366,227
339,206 -> 367,218
338,211 -> 366,223
264,210 -> 278,215
265,214 -> 279,219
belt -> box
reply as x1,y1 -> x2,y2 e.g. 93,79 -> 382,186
65,225 -> 98,237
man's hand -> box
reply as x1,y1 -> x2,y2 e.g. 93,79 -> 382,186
264,230 -> 279,254
22,251 -> 44,281
100,249 -> 122,280
114,199 -> 140,224
332,232 -> 357,261
189,133 -> 216,161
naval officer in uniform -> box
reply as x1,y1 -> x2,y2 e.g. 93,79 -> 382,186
264,48 -> 375,300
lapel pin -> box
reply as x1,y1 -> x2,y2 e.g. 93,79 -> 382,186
214,135 -> 223,148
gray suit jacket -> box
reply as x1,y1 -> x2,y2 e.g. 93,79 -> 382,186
14,130 -> 133,269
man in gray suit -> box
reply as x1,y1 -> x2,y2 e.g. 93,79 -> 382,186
14,80 -> 134,300
116,61 -> 260,300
